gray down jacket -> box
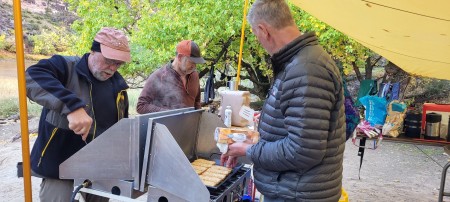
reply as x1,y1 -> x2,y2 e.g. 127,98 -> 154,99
246,32 -> 346,201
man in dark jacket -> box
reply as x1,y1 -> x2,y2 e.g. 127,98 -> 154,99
26,27 -> 131,201
136,40 -> 204,114
221,0 -> 346,201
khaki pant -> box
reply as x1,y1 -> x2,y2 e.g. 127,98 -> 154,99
40,178 -> 109,202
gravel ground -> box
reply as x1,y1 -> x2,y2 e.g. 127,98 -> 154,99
343,138 -> 448,202
1,118 -> 449,201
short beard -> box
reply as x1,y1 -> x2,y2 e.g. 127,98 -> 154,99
93,71 -> 108,81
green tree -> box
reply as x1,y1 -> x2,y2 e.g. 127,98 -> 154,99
291,7 -> 377,81
65,0 -> 271,95
65,0 -> 376,99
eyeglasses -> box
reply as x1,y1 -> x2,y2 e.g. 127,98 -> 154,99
104,57 -> 125,67
95,52 -> 124,67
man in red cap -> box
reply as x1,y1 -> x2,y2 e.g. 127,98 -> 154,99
26,27 -> 131,201
137,40 -> 205,114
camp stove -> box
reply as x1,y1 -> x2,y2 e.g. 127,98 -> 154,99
59,108 -> 252,202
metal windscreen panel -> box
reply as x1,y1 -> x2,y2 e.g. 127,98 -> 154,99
59,118 -> 135,180
147,123 -> 209,202
149,109 -> 203,159
134,107 -> 194,190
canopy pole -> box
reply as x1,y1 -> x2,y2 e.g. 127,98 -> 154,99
13,0 -> 32,201
236,0 -> 249,88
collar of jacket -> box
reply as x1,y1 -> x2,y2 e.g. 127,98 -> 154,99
270,32 -> 319,74
75,53 -> 94,82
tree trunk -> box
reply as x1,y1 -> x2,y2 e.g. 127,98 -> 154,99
364,57 -> 373,79
352,61 -> 363,81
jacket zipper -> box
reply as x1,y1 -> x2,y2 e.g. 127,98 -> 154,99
37,127 -> 58,167
89,82 -> 97,140
185,74 -> 191,95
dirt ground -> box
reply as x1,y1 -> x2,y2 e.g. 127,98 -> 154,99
343,138 -> 448,202
1,118 -> 449,202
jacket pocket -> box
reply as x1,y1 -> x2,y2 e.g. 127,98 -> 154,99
37,127 -> 58,167
277,171 -> 302,199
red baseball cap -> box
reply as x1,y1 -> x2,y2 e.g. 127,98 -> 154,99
176,40 -> 206,64
94,27 -> 131,62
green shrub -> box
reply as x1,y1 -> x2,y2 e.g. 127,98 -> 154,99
28,23 -> 40,32
0,98 -> 19,118
0,34 -> 6,50
0,98 -> 42,119
4,35 -> 17,52
27,100 -> 43,118
424,79 -> 450,98
30,32 -> 56,55
30,27 -> 76,55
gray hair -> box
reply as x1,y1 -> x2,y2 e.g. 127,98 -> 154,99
247,0 -> 295,29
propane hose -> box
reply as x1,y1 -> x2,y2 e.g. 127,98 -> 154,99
70,180 -> 92,202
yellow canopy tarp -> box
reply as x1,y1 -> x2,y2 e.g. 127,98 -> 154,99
291,0 -> 450,80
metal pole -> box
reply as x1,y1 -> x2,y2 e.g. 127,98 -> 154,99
236,0 -> 249,88
12,0 -> 32,201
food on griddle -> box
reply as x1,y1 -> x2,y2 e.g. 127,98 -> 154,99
209,165 -> 232,171
206,168 -> 231,175
192,164 -> 209,169
199,175 -> 222,187
192,161 -> 214,168
202,171 -> 227,179
206,165 -> 232,175
192,164 -> 209,174
194,167 -> 206,175
201,179 -> 219,187
192,164 -> 208,170
199,175 -> 221,182
192,159 -> 216,166
191,159 -> 233,187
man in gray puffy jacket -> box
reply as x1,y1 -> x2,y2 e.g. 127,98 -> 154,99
221,0 -> 346,201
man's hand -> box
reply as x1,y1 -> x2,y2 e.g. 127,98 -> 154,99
220,155 -> 238,168
67,108 -> 92,141
220,142 -> 252,168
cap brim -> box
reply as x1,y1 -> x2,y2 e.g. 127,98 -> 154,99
189,56 -> 206,64
100,44 -> 131,62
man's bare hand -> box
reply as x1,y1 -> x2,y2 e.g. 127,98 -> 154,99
67,108 -> 92,141
220,142 -> 253,168
220,155 -> 238,168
